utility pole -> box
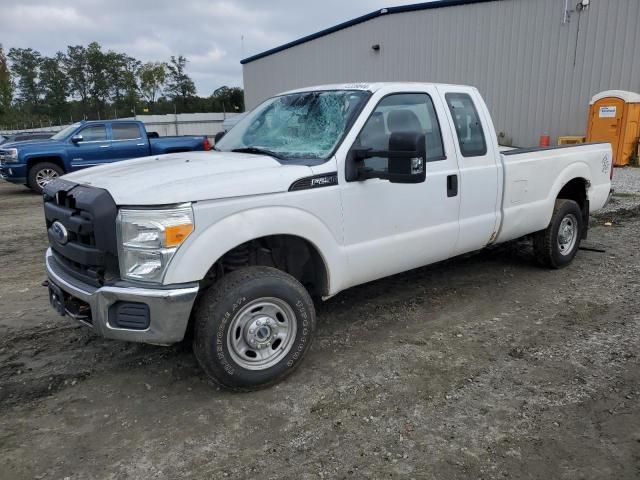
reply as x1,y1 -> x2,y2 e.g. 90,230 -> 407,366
174,102 -> 179,136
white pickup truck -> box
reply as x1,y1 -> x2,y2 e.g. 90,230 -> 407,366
43,82 -> 612,390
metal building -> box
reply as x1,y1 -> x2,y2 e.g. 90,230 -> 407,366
241,0 -> 640,147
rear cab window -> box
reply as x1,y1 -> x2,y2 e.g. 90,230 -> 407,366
445,92 -> 487,157
112,123 -> 142,141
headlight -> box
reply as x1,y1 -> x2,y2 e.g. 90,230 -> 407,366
0,148 -> 18,163
116,204 -> 194,283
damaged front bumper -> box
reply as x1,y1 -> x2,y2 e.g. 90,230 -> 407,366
45,248 -> 199,345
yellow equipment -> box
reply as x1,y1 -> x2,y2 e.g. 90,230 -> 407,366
557,136 -> 586,145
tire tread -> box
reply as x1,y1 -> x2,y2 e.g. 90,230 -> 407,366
533,199 -> 581,269
27,162 -> 63,194
192,266 -> 315,392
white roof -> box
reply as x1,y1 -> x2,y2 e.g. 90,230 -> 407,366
281,82 -> 473,95
590,90 -> 640,104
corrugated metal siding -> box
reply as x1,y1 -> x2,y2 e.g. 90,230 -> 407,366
242,0 -> 640,147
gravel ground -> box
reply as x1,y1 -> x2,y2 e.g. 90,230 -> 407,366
596,167 -> 640,217
612,166 -> 640,194
0,178 -> 639,480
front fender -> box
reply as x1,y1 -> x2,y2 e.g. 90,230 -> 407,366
163,205 -> 346,294
24,150 -> 69,169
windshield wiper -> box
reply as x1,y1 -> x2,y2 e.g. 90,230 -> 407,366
231,147 -> 284,160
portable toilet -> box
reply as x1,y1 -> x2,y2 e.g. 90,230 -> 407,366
587,90 -> 640,166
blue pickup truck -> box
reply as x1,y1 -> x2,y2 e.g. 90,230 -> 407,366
0,120 -> 211,192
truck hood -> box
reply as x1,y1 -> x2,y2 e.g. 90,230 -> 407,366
62,151 -> 314,205
1,139 -> 61,150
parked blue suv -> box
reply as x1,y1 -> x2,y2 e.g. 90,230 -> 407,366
0,120 -> 211,192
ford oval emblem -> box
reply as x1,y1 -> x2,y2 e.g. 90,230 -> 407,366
51,221 -> 69,245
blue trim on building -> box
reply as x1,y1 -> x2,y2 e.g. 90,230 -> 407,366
240,0 -> 500,64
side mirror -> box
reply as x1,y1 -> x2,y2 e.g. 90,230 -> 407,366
71,134 -> 83,143
214,131 -> 226,144
350,131 -> 426,184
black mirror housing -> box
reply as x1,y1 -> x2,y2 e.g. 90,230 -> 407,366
387,132 -> 426,183
350,131 -> 427,184
214,131 -> 226,144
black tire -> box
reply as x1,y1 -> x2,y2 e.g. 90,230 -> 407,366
27,162 -> 63,194
193,266 -> 316,391
533,199 -> 583,269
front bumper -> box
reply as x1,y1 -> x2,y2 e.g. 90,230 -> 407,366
0,162 -> 27,184
45,248 -> 199,345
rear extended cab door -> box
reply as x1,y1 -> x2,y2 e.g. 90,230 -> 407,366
437,86 -> 503,254
109,122 -> 150,161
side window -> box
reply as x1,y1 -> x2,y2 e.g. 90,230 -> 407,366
445,93 -> 487,157
355,93 -> 445,171
112,123 -> 141,141
79,125 -> 107,142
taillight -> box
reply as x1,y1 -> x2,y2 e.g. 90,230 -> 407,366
203,138 -> 211,151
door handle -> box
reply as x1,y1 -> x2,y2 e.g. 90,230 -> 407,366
136,143 -> 145,146
99,145 -> 111,148
447,174 -> 458,197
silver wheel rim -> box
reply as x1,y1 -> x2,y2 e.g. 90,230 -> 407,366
35,168 -> 59,189
227,297 -> 298,370
557,213 -> 578,256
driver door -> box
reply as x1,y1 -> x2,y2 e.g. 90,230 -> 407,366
339,88 -> 461,288
68,124 -> 112,170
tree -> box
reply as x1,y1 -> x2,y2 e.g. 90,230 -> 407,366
211,86 -> 244,113
139,62 -> 166,105
120,55 -> 141,114
64,45 -> 90,114
105,52 -> 140,114
7,47 -> 42,108
86,42 -> 109,114
105,51 -> 125,106
0,41 -> 248,126
0,44 -> 12,114
40,53 -> 68,119
165,55 -> 196,110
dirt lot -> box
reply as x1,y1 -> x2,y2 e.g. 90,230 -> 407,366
0,177 -> 639,480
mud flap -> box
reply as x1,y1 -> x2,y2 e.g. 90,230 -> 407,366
581,199 -> 590,240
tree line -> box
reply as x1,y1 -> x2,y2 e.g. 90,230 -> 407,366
0,42 -> 245,130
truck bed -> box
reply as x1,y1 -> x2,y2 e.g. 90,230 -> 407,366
496,142 -> 612,243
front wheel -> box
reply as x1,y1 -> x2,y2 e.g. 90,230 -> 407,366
193,266 -> 316,391
533,199 -> 583,268
28,162 -> 63,193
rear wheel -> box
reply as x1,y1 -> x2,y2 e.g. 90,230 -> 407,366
28,162 -> 63,193
193,266 -> 316,391
533,199 -> 583,268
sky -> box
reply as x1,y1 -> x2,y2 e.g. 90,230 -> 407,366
0,0 -> 428,96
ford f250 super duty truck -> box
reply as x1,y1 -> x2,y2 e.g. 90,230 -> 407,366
0,120 -> 210,193
42,83 -> 613,390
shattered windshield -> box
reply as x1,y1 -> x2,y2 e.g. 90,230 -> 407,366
216,90 -> 370,160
